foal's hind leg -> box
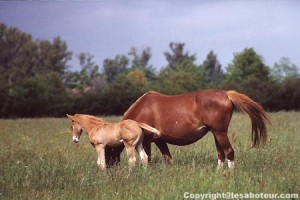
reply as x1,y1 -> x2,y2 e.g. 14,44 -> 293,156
213,131 -> 235,169
124,142 -> 137,168
136,137 -> 148,166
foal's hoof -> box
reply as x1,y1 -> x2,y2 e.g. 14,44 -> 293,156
98,166 -> 106,171
166,159 -> 174,165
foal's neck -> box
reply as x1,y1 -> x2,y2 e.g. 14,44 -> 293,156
80,118 -> 107,136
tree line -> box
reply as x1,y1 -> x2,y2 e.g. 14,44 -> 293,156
1,23 -> 299,118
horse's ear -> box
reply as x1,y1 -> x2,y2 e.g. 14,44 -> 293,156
66,114 -> 75,121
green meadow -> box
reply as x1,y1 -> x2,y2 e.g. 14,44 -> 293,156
0,112 -> 299,199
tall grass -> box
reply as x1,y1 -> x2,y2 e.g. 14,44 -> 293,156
0,112 -> 299,199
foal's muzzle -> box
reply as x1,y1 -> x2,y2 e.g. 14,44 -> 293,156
73,136 -> 79,143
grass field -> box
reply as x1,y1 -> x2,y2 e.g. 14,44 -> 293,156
0,112 -> 299,199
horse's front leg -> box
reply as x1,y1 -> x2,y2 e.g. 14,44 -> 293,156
105,145 -> 124,167
95,144 -> 106,170
154,140 -> 173,164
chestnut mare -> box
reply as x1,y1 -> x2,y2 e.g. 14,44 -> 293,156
105,90 -> 269,169
67,114 -> 161,169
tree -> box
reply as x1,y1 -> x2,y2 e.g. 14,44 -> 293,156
226,48 -> 269,82
164,42 -> 196,70
65,53 -> 103,91
37,37 -> 72,76
128,47 -> 156,81
201,50 -> 224,87
128,47 -> 151,69
224,48 -> 271,104
0,23 -> 72,117
0,23 -> 36,116
225,48 -> 270,83
126,69 -> 148,90
103,55 -> 129,83
271,57 -> 299,82
153,60 -> 204,95
10,72 -> 69,117
101,69 -> 148,115
77,53 -> 99,78
0,23 -> 36,89
0,23 -> 71,86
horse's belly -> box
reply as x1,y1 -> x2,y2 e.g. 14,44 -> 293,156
159,126 -> 210,146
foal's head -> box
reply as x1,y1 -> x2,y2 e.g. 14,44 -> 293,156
67,114 -> 83,143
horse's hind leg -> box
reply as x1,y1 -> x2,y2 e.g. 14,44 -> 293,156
105,145 -> 124,167
213,135 -> 226,170
213,131 -> 235,169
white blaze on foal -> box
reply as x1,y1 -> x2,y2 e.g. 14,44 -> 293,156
72,136 -> 79,143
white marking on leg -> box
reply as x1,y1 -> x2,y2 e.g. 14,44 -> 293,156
228,160 -> 235,169
126,146 -> 137,168
217,159 -> 224,170
129,156 -> 137,168
97,158 -> 102,167
139,149 -> 148,166
96,145 -> 106,170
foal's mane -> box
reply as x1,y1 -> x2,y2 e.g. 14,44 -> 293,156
75,114 -> 110,125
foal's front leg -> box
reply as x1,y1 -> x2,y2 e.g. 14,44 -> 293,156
95,144 -> 106,170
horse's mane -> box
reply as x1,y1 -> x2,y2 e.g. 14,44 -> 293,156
123,91 -> 159,119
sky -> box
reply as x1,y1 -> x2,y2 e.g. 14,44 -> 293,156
0,1 -> 299,72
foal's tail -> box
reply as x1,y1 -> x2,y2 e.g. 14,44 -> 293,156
138,123 -> 161,136
226,90 -> 270,147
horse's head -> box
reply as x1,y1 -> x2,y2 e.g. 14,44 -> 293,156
67,114 -> 83,143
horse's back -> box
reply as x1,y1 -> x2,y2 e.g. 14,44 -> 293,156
123,90 -> 232,120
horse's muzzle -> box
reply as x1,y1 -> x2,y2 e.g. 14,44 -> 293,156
73,136 -> 79,143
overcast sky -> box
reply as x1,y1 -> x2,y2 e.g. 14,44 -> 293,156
1,1 -> 299,72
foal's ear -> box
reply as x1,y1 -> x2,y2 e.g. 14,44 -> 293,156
66,114 -> 75,121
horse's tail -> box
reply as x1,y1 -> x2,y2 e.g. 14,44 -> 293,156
226,90 -> 270,147
138,123 -> 161,136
